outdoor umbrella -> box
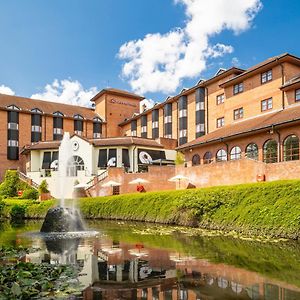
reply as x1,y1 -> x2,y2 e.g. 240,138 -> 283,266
102,180 -> 121,195
168,175 -> 189,189
128,178 -> 149,185
102,180 -> 121,187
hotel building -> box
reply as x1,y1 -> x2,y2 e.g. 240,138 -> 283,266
1,53 -> 300,196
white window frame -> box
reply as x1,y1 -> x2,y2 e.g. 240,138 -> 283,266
216,94 -> 225,105
152,121 -> 159,129
53,128 -> 63,134
217,117 -> 224,128
8,122 -> 19,130
141,126 -> 147,133
74,130 -> 83,136
196,102 -> 205,111
261,98 -> 273,111
164,115 -> 172,123
164,134 -> 172,139
179,109 -> 187,118
233,83 -> 243,95
31,125 -> 42,132
131,130 -> 137,136
196,123 -> 205,133
179,129 -> 187,138
8,140 -> 19,147
261,70 -> 272,84
93,133 -> 101,139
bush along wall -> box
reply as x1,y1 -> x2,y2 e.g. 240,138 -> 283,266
79,180 -> 300,240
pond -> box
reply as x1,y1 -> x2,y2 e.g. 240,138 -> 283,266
0,220 -> 300,300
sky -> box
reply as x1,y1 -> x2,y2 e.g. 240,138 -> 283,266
0,0 -> 300,109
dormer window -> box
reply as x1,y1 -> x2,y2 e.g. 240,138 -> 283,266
93,117 -> 102,139
7,104 -> 20,111
53,111 -> 64,140
233,83 -> 243,95
74,114 -> 83,136
31,108 -> 42,142
7,108 -> 19,160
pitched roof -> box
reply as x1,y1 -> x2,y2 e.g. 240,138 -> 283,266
177,104 -> 300,150
220,53 -> 300,87
0,93 -> 99,120
21,136 -> 164,154
90,88 -> 144,102
92,136 -> 164,148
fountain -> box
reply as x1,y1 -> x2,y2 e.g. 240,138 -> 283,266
40,132 -> 85,233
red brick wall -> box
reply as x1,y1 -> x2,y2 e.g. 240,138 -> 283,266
88,166 -> 176,197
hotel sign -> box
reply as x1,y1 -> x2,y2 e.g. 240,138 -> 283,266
110,99 -> 137,108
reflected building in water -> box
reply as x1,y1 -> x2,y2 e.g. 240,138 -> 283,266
24,236 -> 300,300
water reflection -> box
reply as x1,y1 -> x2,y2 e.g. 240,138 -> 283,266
1,220 -> 300,300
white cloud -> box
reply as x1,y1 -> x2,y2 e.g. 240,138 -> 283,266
231,57 -> 241,67
31,79 -> 98,107
140,98 -> 155,113
0,84 -> 15,95
118,0 -> 262,94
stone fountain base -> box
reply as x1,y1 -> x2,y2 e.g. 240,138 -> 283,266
40,206 -> 85,233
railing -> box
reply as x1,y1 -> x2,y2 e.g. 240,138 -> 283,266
85,170 -> 108,190
18,171 -> 39,190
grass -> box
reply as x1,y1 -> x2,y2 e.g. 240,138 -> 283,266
1,180 -> 300,239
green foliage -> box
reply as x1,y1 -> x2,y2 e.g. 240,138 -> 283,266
38,180 -> 49,194
10,205 -> 26,221
175,152 -> 185,165
21,188 -> 39,200
0,260 -> 81,299
0,170 -> 20,198
79,180 -> 300,239
0,199 -> 4,217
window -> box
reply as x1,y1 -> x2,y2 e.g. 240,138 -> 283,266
261,70 -> 272,84
246,143 -> 258,160
152,121 -> 158,128
74,114 -> 83,136
230,146 -> 242,160
7,110 -> 19,160
233,83 -> 243,95
67,155 -> 85,177
283,135 -> 299,161
179,109 -> 187,118
196,101 -> 205,110
192,154 -> 200,166
179,129 -> 187,138
216,149 -> 227,162
131,120 -> 137,137
234,107 -> 244,120
261,98 -> 273,111
164,134 -> 172,139
217,117 -> 224,128
296,89 -> 300,102
263,139 -> 278,163
216,94 -> 225,105
196,123 -> 205,133
203,151 -> 213,164
141,126 -> 147,133
31,110 -> 42,142
93,117 -> 102,139
164,115 -> 172,123
53,111 -> 64,140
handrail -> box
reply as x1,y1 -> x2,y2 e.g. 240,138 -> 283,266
85,170 -> 108,190
18,171 -> 39,190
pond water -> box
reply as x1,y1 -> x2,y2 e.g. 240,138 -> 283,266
0,220 -> 300,300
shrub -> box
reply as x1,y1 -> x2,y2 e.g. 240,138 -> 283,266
38,180 -> 49,194
10,205 -> 26,221
175,152 -> 185,165
0,170 -> 20,198
21,188 -> 39,200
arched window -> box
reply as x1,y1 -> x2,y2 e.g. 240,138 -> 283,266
283,135 -> 299,161
230,146 -> 242,160
192,154 -> 200,166
216,149 -> 227,162
203,151 -> 213,164
67,155 -> 85,177
263,139 -> 278,163
246,143 -> 258,160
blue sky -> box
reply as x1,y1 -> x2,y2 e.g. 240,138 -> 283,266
0,0 -> 299,107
